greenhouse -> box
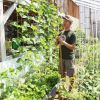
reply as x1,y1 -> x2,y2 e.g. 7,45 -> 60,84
0,0 -> 100,99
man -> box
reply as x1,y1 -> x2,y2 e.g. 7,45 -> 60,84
56,15 -> 76,91
49,15 -> 76,100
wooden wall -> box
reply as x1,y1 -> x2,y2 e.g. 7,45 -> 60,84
67,0 -> 80,19
53,0 -> 80,19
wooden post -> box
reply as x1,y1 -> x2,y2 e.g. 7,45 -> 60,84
59,45 -> 63,77
0,0 -> 6,61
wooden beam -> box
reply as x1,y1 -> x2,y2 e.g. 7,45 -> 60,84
0,0 -> 6,61
5,0 -> 31,5
3,2 -> 18,25
3,0 -> 31,24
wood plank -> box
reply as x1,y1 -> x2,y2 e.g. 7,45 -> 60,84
3,2 -> 18,24
5,0 -> 31,5
67,0 -> 79,19
0,0 -> 6,61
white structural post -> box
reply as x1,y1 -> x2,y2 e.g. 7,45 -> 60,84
95,10 -> 98,39
4,3 -> 18,25
0,0 -> 6,61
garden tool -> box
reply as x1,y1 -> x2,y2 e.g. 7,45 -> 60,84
59,35 -> 66,77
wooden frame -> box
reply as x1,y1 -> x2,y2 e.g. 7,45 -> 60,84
0,0 -> 30,61
0,0 -> 18,61
0,0 -> 6,61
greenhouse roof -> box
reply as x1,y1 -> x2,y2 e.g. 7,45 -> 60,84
75,0 -> 100,10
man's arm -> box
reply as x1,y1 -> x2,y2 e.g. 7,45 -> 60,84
62,41 -> 75,50
58,33 -> 76,50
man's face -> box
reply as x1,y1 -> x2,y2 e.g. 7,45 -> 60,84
63,19 -> 71,29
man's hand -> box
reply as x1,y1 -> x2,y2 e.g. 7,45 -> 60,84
58,36 -> 75,50
55,35 -> 66,45
58,35 -> 66,45
58,36 -> 64,44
